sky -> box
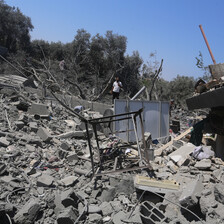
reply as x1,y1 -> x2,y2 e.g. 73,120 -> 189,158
5,0 -> 224,80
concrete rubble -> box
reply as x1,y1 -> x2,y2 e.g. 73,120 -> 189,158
0,86 -> 223,224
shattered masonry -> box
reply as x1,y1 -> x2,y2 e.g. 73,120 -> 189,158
0,73 -> 224,224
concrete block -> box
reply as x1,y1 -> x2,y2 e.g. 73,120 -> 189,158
88,213 -> 102,223
66,152 -> 78,163
37,174 -> 54,187
140,201 -> 166,223
195,159 -> 211,170
28,103 -> 49,116
200,190 -> 216,215
14,199 -> 41,224
37,127 -> 52,142
57,206 -> 78,224
100,202 -> 113,216
0,137 -> 10,147
168,143 -> 195,166
99,188 -> 116,202
87,204 -> 102,214
179,175 -> 203,207
29,122 -> 38,132
61,176 -> 78,187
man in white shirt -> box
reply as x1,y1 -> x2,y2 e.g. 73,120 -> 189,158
112,76 -> 122,103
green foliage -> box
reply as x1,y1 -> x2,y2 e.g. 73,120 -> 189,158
0,0 -> 33,52
195,51 -> 211,82
0,1 -> 197,104
122,51 -> 143,96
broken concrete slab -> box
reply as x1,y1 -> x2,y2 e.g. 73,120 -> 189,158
66,152 -> 78,163
60,176 -> 78,187
61,189 -> 79,208
87,204 -> 102,214
100,201 -> 113,216
0,137 -> 10,147
14,199 -> 41,224
56,206 -> 78,224
37,174 -> 54,187
195,159 -> 212,170
99,188 -> 116,202
168,143 -> 196,166
37,127 -> 52,142
88,213 -> 102,223
179,175 -> 203,207
214,183 -> 224,205
112,211 -> 127,224
28,103 -> 49,116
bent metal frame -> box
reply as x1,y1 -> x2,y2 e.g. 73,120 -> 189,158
51,91 -> 151,177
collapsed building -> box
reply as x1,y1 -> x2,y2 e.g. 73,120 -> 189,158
1,37 -> 224,223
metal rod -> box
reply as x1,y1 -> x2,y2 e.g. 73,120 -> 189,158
139,113 -> 147,162
85,122 -> 95,177
92,123 -> 101,164
132,115 -> 142,162
90,108 -> 143,121
199,24 -> 216,64
91,116 -> 133,124
94,165 -> 151,176
131,86 -> 146,100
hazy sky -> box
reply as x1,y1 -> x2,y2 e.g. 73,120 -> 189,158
5,0 -> 224,80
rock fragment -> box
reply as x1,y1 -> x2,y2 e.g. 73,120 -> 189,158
195,159 -> 212,170
0,137 -> 10,147
37,174 -> 54,187
14,199 -> 41,224
179,175 -> 203,207
60,176 -> 78,187
214,183 -> 224,205
56,206 -> 78,224
37,127 -> 52,142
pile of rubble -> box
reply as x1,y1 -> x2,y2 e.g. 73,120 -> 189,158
0,86 -> 224,224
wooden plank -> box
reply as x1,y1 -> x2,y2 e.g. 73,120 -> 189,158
154,127 -> 192,156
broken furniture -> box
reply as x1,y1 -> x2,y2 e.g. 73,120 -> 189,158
51,91 -> 151,177
88,108 -> 152,176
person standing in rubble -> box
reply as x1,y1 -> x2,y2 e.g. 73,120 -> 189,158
111,76 -> 123,103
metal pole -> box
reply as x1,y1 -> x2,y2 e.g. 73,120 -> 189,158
131,86 -> 146,100
132,114 -> 142,162
199,24 -> 216,64
85,122 -> 95,177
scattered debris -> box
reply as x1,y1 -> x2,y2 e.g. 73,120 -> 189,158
0,78 -> 223,224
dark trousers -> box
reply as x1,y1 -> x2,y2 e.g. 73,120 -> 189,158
112,91 -> 119,103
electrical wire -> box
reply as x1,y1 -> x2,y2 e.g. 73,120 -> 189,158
6,213 -> 12,224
